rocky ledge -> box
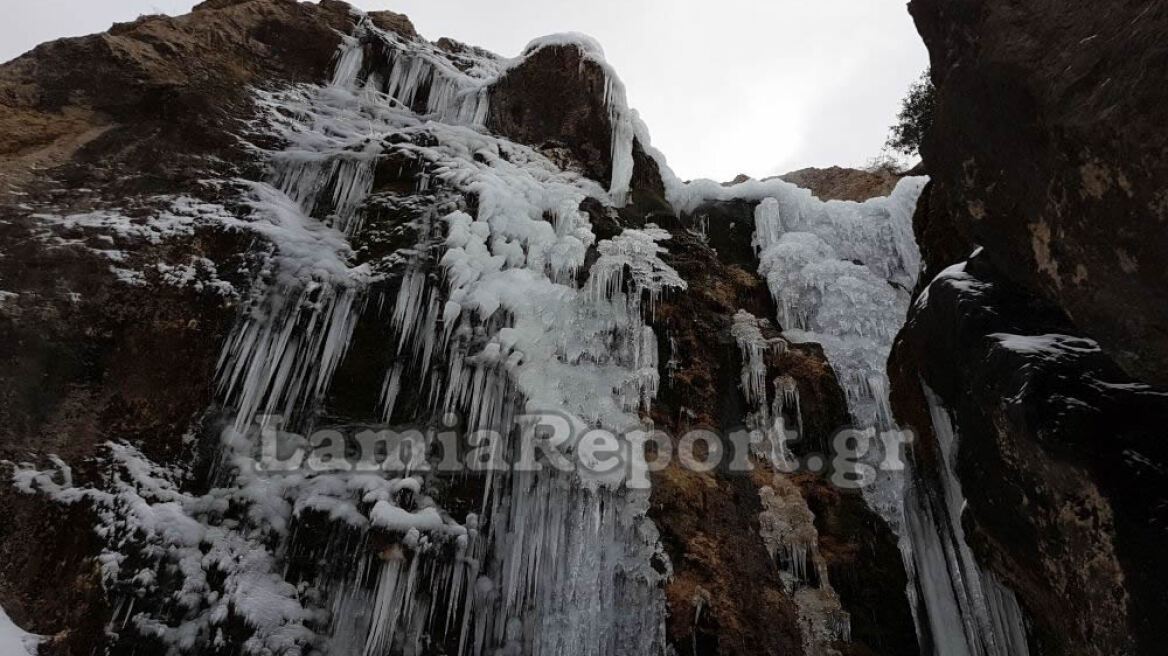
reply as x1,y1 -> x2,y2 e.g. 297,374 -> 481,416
891,0 -> 1168,654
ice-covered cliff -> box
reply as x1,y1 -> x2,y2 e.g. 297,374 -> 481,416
4,1 -> 1164,656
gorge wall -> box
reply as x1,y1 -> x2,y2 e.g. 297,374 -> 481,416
0,1 -> 1164,655
890,0 -> 1168,654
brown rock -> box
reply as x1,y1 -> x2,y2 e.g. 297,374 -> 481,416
0,0 -> 354,192
0,1 -> 358,649
909,0 -> 1168,385
648,207 -> 916,655
487,43 -> 614,184
777,167 -> 902,203
889,252 -> 1168,654
368,9 -> 420,40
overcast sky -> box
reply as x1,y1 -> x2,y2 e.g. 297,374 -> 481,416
0,0 -> 927,181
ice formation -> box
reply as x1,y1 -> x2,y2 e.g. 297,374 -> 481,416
0,604 -> 40,656
730,310 -> 797,467
12,15 -> 677,656
7,10 -> 1030,655
660,146 -> 1030,652
746,183 -> 1032,652
901,386 -> 1031,656
758,477 -> 852,652
517,33 -> 637,205
750,179 -> 925,429
731,309 -> 851,653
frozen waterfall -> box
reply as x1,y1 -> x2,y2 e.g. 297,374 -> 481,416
7,9 -> 1033,656
13,15 -> 675,656
706,174 -> 1031,655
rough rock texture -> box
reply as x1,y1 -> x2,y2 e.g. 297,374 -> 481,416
890,252 -> 1168,655
0,0 -> 354,191
0,1 -> 355,652
909,0 -> 1168,386
488,45 -> 615,185
777,167 -> 901,204
488,43 -> 674,224
367,9 -> 420,40
648,189 -> 917,655
892,1 -> 1168,653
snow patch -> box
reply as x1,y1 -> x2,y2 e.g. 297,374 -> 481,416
0,605 -> 40,656
989,333 -> 1101,357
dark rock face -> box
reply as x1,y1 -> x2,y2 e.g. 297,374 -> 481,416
484,39 -> 675,227
909,0 -> 1168,386
0,1 -> 354,651
488,44 -> 615,185
895,3 -> 1168,652
793,473 -> 918,656
675,199 -> 759,268
890,252 -> 1168,655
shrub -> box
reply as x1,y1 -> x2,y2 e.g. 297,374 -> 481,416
886,70 -> 934,158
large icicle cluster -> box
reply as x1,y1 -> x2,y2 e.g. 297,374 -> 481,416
621,127 -> 925,430
652,148 -> 1033,654
315,24 -> 680,656
758,477 -> 852,654
663,170 -> 928,548
730,310 -> 799,466
749,179 -> 926,429
12,12 -> 678,656
901,386 -> 1030,656
358,70 -> 680,656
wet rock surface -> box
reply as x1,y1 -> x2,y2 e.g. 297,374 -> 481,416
909,0 -> 1168,386
891,1 -> 1168,653
890,252 -> 1168,655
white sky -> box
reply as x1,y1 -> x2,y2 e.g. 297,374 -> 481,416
0,0 -> 927,181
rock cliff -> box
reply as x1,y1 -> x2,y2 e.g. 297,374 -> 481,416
4,1 -> 1164,655
889,0 -> 1168,654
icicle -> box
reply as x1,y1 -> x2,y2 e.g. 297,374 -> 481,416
331,34 -> 366,89
604,76 -> 635,206
730,310 -> 776,409
379,364 -> 404,422
664,334 -> 680,386
217,282 -> 365,432
23,21 -> 701,656
757,477 -> 852,651
737,175 -> 1029,655
900,386 -> 1032,656
772,375 -> 803,438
